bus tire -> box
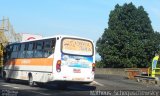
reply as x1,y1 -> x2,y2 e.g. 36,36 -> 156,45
3,71 -> 11,83
28,74 -> 35,87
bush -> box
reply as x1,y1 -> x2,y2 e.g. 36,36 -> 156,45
96,60 -> 106,68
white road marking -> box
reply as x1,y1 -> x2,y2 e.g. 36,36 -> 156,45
2,84 -> 11,87
30,91 -> 51,96
2,84 -> 19,89
90,81 -> 104,86
13,87 -> 19,89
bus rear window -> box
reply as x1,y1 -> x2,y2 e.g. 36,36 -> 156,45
62,38 -> 93,56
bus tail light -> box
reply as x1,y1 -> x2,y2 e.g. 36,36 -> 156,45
92,63 -> 96,72
56,60 -> 61,72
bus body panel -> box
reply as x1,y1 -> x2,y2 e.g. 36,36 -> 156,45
53,54 -> 94,82
52,37 -> 95,83
3,58 -> 54,82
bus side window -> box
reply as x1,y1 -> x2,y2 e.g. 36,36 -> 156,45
11,44 -> 19,59
34,41 -> 43,58
4,45 -> 12,63
51,38 -> 56,53
51,38 -> 56,49
44,39 -> 52,57
8,45 -> 13,59
26,42 -> 34,58
18,44 -> 26,58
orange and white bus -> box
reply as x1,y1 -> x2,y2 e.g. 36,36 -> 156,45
2,35 -> 95,87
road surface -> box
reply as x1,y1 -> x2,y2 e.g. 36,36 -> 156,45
0,74 -> 160,96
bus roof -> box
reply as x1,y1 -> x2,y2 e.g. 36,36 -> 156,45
9,35 -> 94,44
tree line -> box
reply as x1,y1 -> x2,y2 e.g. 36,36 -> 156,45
96,3 -> 160,68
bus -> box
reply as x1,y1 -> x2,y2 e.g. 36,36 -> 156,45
2,35 -> 95,87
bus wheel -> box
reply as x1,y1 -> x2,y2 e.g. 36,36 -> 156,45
28,74 -> 35,87
3,72 -> 11,83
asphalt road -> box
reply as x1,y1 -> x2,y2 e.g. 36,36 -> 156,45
95,74 -> 160,90
0,74 -> 160,96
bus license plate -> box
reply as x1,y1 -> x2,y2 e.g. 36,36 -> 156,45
73,69 -> 81,73
72,78 -> 84,81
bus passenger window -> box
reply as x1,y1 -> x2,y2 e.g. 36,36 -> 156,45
20,44 -> 25,51
34,50 -> 43,58
18,51 -> 26,58
43,38 -> 56,57
4,45 -> 12,62
18,44 -> 26,58
51,39 -> 56,48
8,45 -> 13,59
36,41 -> 43,50
26,42 -> 34,58
11,44 -> 19,59
44,40 -> 51,49
34,41 -> 43,58
43,49 -> 52,57
51,38 -> 56,52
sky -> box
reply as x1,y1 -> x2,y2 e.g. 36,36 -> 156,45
0,0 -> 159,43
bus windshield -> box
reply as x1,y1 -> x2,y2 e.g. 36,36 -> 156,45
62,38 -> 93,56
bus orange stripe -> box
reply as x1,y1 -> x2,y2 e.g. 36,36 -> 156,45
5,58 -> 53,66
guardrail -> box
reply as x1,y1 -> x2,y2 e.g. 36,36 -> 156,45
148,67 -> 160,77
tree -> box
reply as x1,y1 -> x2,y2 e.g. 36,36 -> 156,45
96,3 -> 160,68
